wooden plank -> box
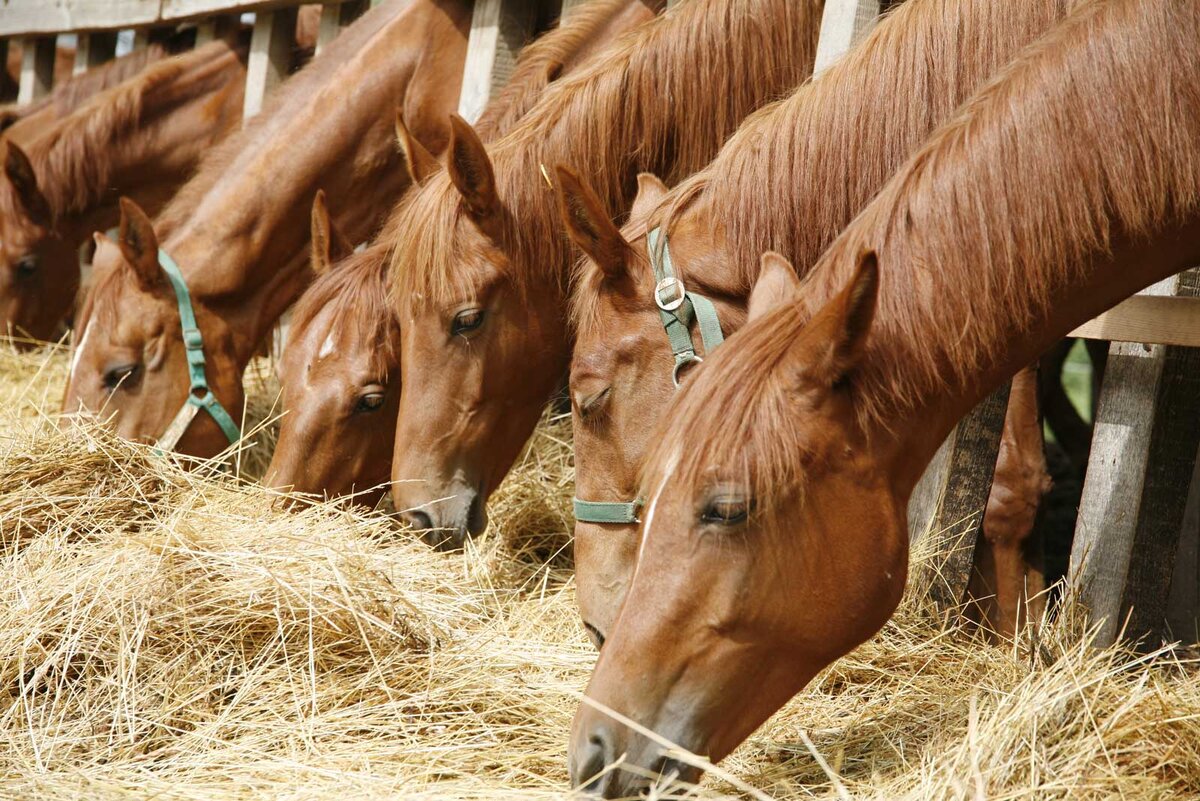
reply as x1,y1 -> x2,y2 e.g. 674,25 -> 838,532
0,1 -> 159,36
1166,452 -> 1200,643
457,0 -> 539,124
1069,294 -> 1200,347
1069,270 -> 1200,648
74,31 -> 119,75
195,14 -> 240,46
921,385 -> 1012,609
316,0 -> 367,55
814,0 -> 881,75
243,6 -> 298,120
17,36 -> 56,105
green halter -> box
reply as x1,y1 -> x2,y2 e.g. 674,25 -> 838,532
572,228 -> 725,525
155,249 -> 241,452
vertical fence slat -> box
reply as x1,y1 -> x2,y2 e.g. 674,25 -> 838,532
457,0 -> 539,124
1166,452 -> 1200,642
244,7 -> 299,121
317,0 -> 368,55
1070,269 -> 1200,648
920,385 -> 1013,608
17,35 -> 55,105
74,31 -> 118,75
814,0 -> 880,75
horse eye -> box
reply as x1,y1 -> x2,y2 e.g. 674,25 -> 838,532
451,308 -> 485,336
103,363 -> 141,391
354,391 -> 386,413
15,256 -> 36,278
701,496 -> 749,526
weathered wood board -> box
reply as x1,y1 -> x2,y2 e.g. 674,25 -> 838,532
1070,270 -> 1200,648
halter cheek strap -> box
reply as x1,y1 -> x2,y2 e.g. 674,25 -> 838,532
155,249 -> 241,452
572,228 -> 725,526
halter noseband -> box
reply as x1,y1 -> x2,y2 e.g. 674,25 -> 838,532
572,227 -> 724,525
155,249 -> 241,452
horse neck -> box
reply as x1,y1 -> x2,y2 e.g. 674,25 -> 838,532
878,218 -> 1200,494
166,0 -> 469,367
50,43 -> 247,246
816,0 -> 1200,494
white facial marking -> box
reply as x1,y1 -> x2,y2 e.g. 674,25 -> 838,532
317,331 -> 337,360
633,447 -> 681,579
70,320 -> 94,379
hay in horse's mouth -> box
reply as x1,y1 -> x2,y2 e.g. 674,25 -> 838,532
0,337 -> 1195,800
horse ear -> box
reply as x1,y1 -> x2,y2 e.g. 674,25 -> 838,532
629,173 -> 667,221
310,189 -> 352,274
447,113 -> 498,220
395,112 -> 440,185
747,252 -> 800,323
813,249 -> 879,384
116,197 -> 163,291
554,165 -> 629,281
4,141 -> 53,227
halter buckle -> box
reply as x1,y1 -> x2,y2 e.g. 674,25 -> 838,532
672,354 -> 703,387
654,276 -> 686,312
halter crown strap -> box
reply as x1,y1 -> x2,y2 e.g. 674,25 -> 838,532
156,249 -> 241,451
572,228 -> 725,526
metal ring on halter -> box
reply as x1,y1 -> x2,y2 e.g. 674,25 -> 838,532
654,276 -> 686,311
672,354 -> 703,387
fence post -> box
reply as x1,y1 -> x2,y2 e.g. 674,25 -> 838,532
814,0 -> 880,74
918,386 -> 1013,607
17,35 -> 56,105
317,0 -> 368,55
457,0 -> 539,124
74,31 -> 118,75
1069,269 -> 1200,648
244,7 -> 299,121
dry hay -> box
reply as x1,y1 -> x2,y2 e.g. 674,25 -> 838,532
0,340 -> 1197,800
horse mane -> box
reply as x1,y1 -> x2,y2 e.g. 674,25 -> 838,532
649,0 -> 1200,508
155,0 -> 408,236
474,0 -> 654,136
0,42 -> 238,223
572,0 -> 1077,334
389,0 -> 822,306
21,45 -> 170,125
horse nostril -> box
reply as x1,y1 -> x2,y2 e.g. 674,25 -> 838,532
401,509 -> 434,532
571,726 -> 615,793
583,621 -> 606,650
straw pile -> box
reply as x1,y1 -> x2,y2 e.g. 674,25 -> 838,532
0,341 -> 1197,800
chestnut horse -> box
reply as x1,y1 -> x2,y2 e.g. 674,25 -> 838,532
570,0 -> 1200,794
266,0 -> 663,506
387,0 -> 823,546
558,0 -> 1073,647
63,0 -> 470,459
0,39 -> 248,342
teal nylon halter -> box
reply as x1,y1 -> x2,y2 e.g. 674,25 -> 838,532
572,228 -> 725,525
155,249 -> 241,451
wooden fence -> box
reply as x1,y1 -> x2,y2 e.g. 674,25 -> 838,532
5,0 -> 1197,645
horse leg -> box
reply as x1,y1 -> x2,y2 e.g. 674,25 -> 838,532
969,365 -> 1052,639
